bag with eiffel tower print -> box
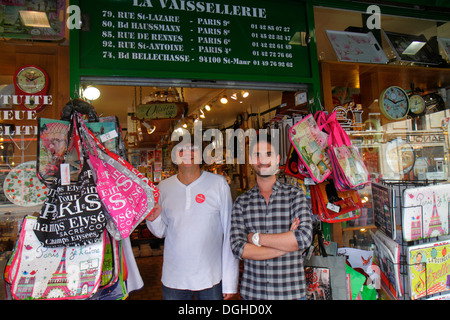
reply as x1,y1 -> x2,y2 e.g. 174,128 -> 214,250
6,216 -> 106,300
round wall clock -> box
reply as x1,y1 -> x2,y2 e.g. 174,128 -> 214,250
379,86 -> 410,121
408,94 -> 426,116
14,65 -> 49,111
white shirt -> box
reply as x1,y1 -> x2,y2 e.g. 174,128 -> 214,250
146,171 -> 239,293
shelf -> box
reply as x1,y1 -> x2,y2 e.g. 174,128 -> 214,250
320,61 -> 450,121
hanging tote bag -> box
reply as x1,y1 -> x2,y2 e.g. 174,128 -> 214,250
8,216 -> 105,300
288,114 -> 333,183
304,225 -> 347,300
326,112 -> 370,191
37,99 -> 128,186
309,182 -> 362,223
34,117 -> 108,248
33,159 -> 108,247
77,115 -> 159,240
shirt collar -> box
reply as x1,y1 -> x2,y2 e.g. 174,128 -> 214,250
252,178 -> 281,195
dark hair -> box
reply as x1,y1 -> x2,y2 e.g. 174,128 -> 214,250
249,130 -> 279,156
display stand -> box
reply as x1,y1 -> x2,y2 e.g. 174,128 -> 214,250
375,179 -> 450,300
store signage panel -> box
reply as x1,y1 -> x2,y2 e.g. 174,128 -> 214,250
136,102 -> 186,119
78,0 -> 311,82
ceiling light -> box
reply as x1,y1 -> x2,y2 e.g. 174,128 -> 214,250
220,95 -> 228,104
230,93 -> 238,100
83,86 -> 101,100
402,41 -> 426,55
182,123 -> 187,128
205,104 -> 211,111
242,91 -> 249,98
200,110 -> 205,118
19,10 -> 51,28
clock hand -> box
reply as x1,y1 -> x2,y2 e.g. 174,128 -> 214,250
386,98 -> 397,104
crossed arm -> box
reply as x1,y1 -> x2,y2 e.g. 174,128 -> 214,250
241,217 -> 300,261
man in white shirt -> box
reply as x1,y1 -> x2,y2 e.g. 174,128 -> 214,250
146,143 -> 239,300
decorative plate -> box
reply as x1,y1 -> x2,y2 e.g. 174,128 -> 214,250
3,161 -> 48,206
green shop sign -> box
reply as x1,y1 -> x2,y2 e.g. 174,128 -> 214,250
136,102 -> 183,119
77,0 -> 312,83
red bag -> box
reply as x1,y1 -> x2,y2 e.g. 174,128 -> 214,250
310,180 -> 362,223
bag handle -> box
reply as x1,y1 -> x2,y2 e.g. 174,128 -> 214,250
60,99 -> 99,122
313,223 -> 328,257
327,112 -> 351,148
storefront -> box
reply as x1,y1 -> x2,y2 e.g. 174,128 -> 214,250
1,0 -> 450,301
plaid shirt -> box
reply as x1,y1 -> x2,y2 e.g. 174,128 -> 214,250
230,179 -> 313,300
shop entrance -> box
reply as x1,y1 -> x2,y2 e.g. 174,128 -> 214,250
79,80 -> 308,188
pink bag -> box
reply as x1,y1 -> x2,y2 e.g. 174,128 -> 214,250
326,112 -> 370,191
288,114 -> 333,183
7,216 -> 105,300
77,115 -> 159,240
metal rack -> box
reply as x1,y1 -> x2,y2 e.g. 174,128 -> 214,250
376,179 -> 450,300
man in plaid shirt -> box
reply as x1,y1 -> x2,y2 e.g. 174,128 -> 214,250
230,135 -> 313,300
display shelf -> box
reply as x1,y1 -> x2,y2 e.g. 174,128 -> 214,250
320,60 -> 450,124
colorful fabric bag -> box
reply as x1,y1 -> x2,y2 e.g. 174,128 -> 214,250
34,123 -> 108,247
326,112 -> 370,191
37,99 -> 127,186
288,114 -> 333,183
310,181 -> 362,223
304,225 -> 347,300
77,115 -> 159,240
8,216 -> 105,300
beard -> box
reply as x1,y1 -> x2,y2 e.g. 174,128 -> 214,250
253,164 -> 279,177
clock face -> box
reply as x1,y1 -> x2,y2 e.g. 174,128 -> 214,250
409,94 -> 425,115
380,86 -> 410,120
15,66 -> 47,94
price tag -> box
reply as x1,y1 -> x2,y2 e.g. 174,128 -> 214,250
100,130 -> 118,143
60,163 -> 71,186
326,202 -> 341,213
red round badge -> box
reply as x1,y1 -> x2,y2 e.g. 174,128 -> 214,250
195,194 -> 205,203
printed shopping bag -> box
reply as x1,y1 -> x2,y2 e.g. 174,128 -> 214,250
34,156 -> 108,248
305,266 -> 332,300
326,112 -> 370,191
89,240 -> 128,300
37,99 -> 127,186
99,233 -> 120,288
8,216 -> 105,300
304,225 -> 347,300
315,179 -> 362,218
78,115 -> 159,240
288,114 -> 332,183
310,183 -> 362,223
